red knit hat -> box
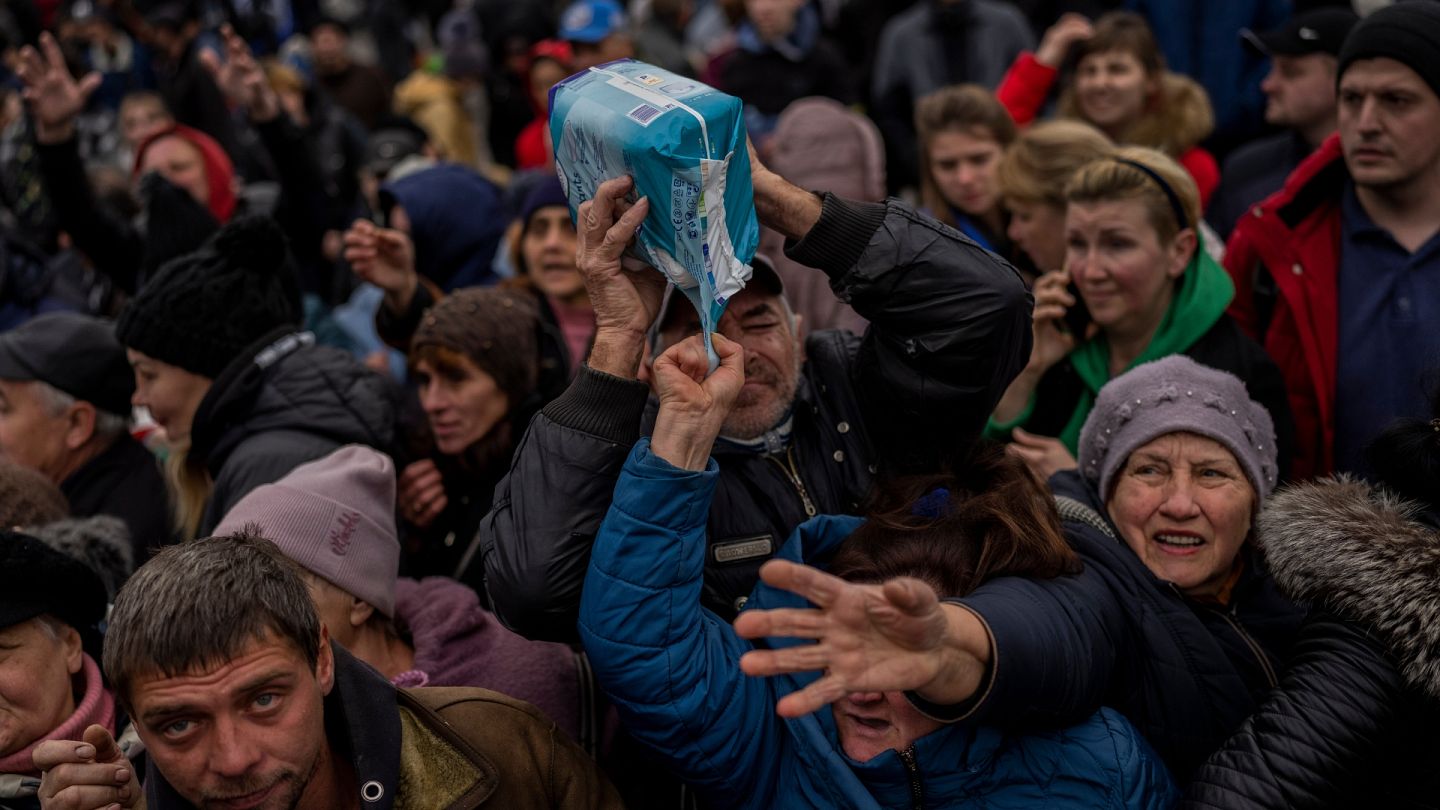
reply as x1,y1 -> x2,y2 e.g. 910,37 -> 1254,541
133,124 -> 237,223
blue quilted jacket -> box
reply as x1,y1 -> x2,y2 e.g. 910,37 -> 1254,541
579,440 -> 1178,809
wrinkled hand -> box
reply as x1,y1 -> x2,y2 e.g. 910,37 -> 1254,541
1009,427 -> 1078,481
1036,13 -> 1094,68
34,724 -> 139,809
15,32 -> 101,143
398,458 -> 447,528
576,176 -> 665,336
650,333 -> 744,471
343,219 -> 418,310
200,25 -> 280,122
734,561 -> 986,717
1028,270 -> 1081,374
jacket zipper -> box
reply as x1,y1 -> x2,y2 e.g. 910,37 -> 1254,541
1170,583 -> 1279,689
897,745 -> 924,810
1215,606 -> 1279,688
766,447 -> 817,517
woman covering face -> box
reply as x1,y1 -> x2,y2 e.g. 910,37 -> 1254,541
987,146 -> 1295,485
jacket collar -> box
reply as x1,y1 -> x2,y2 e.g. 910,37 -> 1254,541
188,328 -> 313,469
1270,133 -> 1348,231
144,644 -> 403,810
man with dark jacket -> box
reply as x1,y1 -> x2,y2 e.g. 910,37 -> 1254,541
31,532 -> 622,810
479,149 -> 1034,642
1207,8 -> 1358,240
1224,3 -> 1440,478
0,313 -> 169,561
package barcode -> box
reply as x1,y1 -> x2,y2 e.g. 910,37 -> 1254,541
628,103 -> 663,125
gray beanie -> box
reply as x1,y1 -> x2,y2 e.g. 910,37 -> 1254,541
1078,356 -> 1278,501
214,445 -> 400,617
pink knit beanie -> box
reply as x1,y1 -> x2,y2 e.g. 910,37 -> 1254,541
213,445 -> 400,617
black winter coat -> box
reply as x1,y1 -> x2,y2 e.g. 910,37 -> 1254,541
190,329 -> 397,535
940,470 -> 1305,784
1023,314 -> 1298,481
1183,476 -> 1440,809
479,193 -> 1035,642
60,433 -> 172,563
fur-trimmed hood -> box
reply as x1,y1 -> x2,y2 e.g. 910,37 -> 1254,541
1257,475 -> 1440,700
1127,73 -> 1214,158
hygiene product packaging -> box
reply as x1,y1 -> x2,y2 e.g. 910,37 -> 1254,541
549,59 -> 759,369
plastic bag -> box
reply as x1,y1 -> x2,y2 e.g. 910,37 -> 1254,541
549,59 -> 759,369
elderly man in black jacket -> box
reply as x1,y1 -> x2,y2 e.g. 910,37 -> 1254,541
476,149 -> 1034,642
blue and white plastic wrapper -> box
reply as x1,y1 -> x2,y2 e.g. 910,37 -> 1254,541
549,59 -> 759,371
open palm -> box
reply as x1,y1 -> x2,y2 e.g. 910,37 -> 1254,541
16,33 -> 100,142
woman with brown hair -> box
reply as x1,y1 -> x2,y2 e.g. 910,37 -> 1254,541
576,332 -> 1177,809
914,84 -> 1017,254
996,12 -> 1220,208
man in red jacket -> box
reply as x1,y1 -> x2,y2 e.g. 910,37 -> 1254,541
1224,3 -> 1440,479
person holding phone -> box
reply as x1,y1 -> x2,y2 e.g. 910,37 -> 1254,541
988,146 -> 1294,482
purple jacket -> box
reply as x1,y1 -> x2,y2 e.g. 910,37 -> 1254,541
394,576 -> 583,743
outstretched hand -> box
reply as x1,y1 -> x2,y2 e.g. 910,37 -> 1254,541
734,560 -> 989,717
200,25 -> 280,122
15,32 -> 101,144
649,333 -> 745,471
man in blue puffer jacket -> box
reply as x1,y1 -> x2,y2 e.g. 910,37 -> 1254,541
578,332 -> 1177,810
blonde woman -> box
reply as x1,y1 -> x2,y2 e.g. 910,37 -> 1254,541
987,146 -> 1292,480
997,119 -> 1112,274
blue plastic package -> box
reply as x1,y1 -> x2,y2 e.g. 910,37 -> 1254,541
549,59 -> 759,369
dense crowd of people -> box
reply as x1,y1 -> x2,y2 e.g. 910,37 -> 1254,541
1,0 -> 1439,808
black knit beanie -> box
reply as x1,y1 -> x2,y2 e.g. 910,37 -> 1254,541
117,216 -> 303,379
1337,2 -> 1440,100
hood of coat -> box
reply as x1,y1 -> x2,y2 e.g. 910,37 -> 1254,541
190,331 -> 395,476
379,163 -> 506,291
1125,72 -> 1215,157
1257,475 -> 1440,700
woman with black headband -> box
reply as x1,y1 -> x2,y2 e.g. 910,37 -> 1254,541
987,146 -> 1295,483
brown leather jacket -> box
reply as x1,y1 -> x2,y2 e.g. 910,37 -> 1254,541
393,687 -> 623,809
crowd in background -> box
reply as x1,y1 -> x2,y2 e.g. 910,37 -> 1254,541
2,0 -> 1440,808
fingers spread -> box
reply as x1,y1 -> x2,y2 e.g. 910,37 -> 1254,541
774,674 -> 847,718
732,606 -> 826,640
757,560 -> 845,609
737,643 -> 828,677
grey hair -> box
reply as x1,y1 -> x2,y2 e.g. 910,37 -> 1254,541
103,528 -> 321,708
33,381 -> 129,440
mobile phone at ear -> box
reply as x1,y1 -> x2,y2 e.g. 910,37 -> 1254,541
1062,282 -> 1092,337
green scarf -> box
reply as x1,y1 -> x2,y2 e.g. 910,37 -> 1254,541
1053,248 -> 1235,452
